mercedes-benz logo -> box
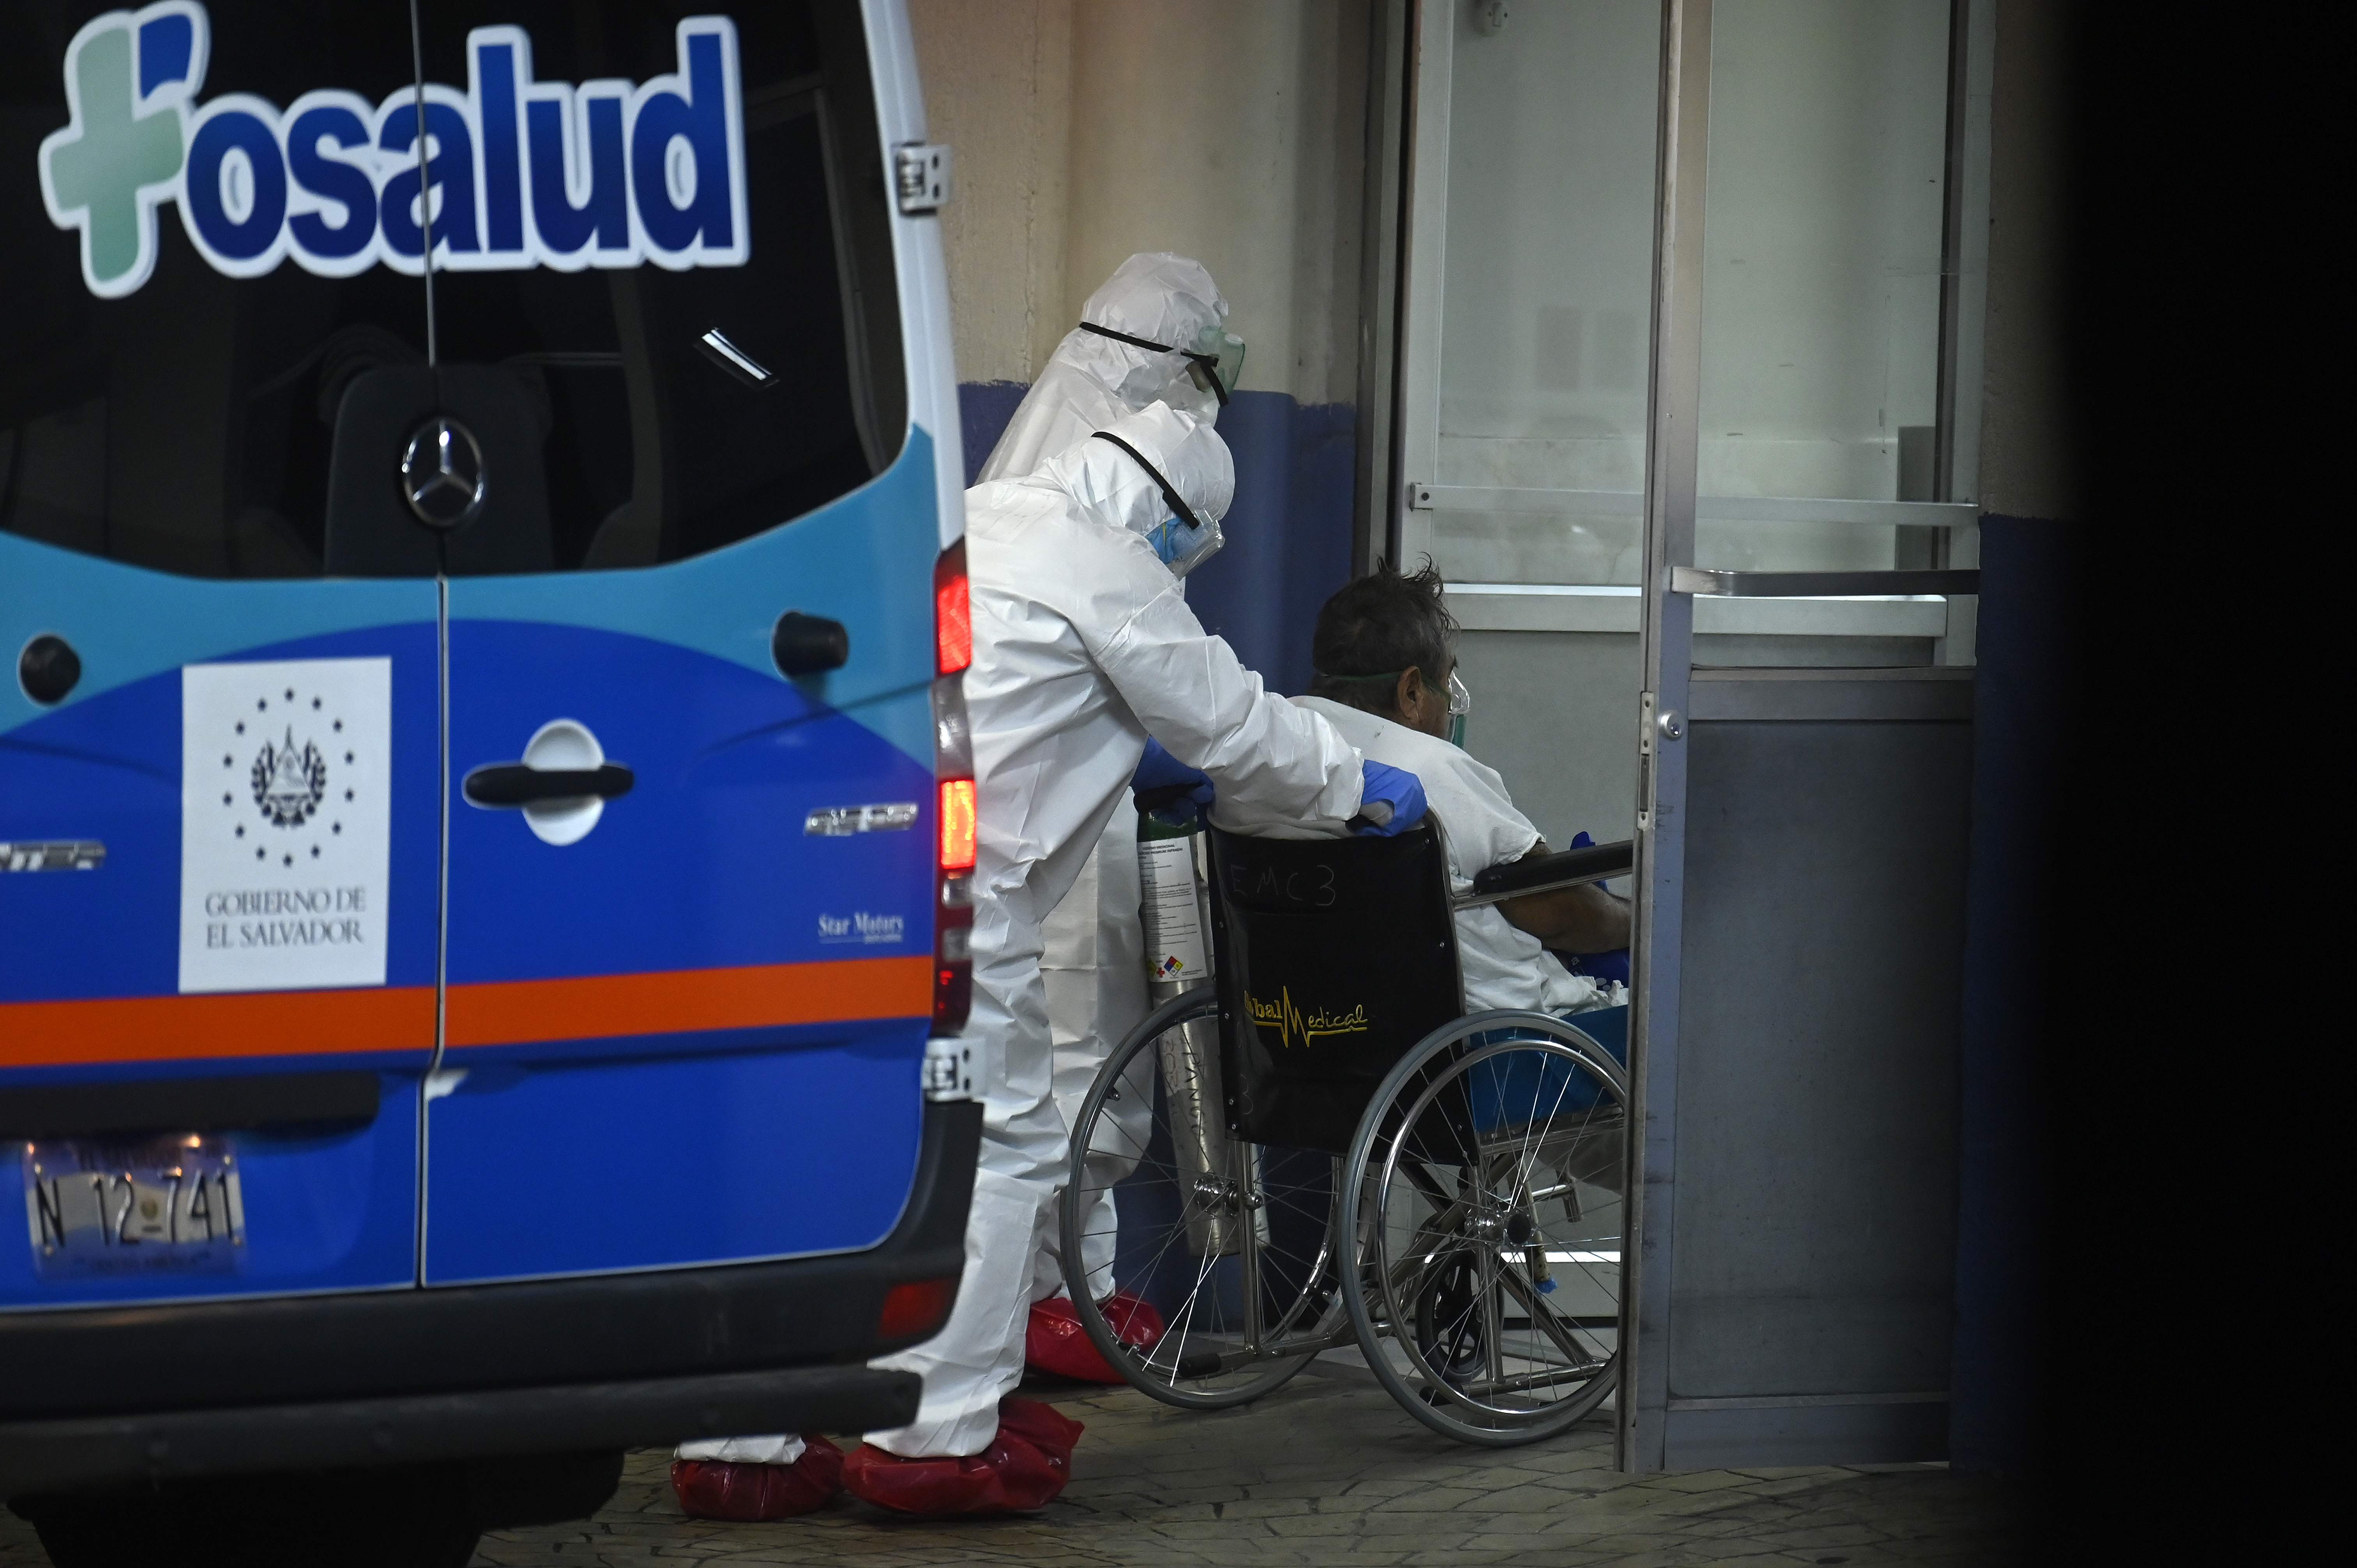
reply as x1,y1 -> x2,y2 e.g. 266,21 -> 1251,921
400,417 -> 488,530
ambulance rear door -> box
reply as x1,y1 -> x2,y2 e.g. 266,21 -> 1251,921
2,0 -> 440,1310
416,0 -> 946,1284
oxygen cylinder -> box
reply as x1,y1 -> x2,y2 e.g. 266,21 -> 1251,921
1137,802 -> 1254,1258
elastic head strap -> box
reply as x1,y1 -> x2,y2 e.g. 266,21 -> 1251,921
1077,322 -> 1230,406
1090,432 -> 1204,532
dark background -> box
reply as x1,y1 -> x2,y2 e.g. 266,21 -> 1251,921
2028,8 -> 2300,1557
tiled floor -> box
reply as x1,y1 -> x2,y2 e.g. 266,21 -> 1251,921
472,1363 -> 2014,1567
0,1365 -> 2018,1566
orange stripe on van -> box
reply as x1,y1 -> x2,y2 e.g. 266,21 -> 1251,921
443,956 -> 932,1049
0,958 -> 928,1070
0,987 -> 438,1068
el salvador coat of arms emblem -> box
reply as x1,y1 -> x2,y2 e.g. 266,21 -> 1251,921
252,728 -> 328,828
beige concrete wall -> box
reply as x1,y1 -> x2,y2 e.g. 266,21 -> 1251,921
908,0 -> 1074,384
907,0 -> 1368,403
1977,0 -> 2077,520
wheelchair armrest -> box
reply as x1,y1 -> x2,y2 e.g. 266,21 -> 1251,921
1459,839 -> 1634,909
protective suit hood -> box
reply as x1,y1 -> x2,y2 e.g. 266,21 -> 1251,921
975,253 -> 1230,485
1076,252 -> 1230,408
1033,403 -> 1233,576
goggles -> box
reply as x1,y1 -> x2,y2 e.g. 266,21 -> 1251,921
1079,321 -> 1247,406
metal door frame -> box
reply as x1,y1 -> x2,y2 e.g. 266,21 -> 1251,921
1621,0 -> 1710,1476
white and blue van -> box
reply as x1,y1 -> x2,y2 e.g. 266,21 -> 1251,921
0,0 -> 973,1548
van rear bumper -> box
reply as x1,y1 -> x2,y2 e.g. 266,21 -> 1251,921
0,1365 -> 916,1498
0,1100 -> 978,1493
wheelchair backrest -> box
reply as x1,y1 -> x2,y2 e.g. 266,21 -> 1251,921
1205,817 -> 1464,1154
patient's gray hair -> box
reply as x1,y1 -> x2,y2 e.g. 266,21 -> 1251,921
1307,560 -> 1458,717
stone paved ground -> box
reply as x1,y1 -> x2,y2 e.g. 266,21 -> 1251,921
0,1365 -> 2019,1566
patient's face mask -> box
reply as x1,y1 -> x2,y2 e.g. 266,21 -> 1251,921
1445,668 -> 1470,747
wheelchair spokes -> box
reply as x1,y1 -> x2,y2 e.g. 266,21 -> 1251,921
1341,1019 -> 1629,1446
1060,998 -> 1345,1410
1065,994 -> 1629,1446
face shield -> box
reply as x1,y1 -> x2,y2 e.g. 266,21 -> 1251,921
1090,431 -> 1226,577
1080,321 -> 1247,410
1185,323 -> 1247,403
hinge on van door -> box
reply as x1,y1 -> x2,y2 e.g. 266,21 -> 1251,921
894,144 -> 952,214
924,1036 -> 975,1102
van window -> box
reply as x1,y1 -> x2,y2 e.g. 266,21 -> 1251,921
0,0 -> 902,578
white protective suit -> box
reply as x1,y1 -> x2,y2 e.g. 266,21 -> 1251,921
868,403 -> 1365,1457
974,253 -> 1236,1303
974,253 -> 1230,487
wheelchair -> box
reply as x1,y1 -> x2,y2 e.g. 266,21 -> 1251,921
1057,811 -> 1634,1447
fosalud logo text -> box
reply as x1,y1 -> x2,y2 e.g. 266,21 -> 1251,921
39,1 -> 749,299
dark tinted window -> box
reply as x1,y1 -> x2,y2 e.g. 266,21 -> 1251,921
0,0 -> 901,578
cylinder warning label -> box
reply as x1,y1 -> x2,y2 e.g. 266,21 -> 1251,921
1140,835 -> 1211,982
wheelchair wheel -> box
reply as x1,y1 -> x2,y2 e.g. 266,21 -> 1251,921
1339,1010 -> 1628,1447
1059,989 -> 1346,1409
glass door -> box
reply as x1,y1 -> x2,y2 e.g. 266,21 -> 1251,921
1393,0 -> 1665,879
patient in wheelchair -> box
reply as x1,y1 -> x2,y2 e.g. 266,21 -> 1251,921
1215,560 -> 1632,1022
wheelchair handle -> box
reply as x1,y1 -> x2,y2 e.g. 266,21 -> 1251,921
1458,838 -> 1634,909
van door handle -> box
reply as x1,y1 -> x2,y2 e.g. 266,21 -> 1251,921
772,611 -> 850,676
462,763 -> 635,807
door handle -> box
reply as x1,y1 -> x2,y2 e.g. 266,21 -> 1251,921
1669,567 -> 1980,597
462,763 -> 634,807
772,611 -> 850,676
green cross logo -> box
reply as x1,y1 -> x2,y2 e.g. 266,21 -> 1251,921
38,6 -> 207,299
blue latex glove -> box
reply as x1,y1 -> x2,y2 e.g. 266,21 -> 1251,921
1133,736 -> 1214,806
1351,760 -> 1428,837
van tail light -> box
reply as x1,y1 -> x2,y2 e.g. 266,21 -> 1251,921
935,777 -> 975,1033
931,616 -> 974,1031
937,780 -> 976,872
935,540 -> 970,676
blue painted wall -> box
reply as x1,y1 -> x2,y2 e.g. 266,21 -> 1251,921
957,382 -> 1358,697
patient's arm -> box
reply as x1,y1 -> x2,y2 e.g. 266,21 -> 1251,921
1496,839 -> 1632,953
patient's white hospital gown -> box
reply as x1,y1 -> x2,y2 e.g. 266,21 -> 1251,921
1214,696 -> 1626,1018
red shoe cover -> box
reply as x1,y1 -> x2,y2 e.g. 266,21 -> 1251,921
670,1436 -> 845,1521
841,1398 -> 1085,1517
1025,1292 -> 1166,1383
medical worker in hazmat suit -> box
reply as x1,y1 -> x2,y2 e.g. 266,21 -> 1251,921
670,404 -> 1421,1521
841,402 -> 1421,1514
973,253 -> 1247,1379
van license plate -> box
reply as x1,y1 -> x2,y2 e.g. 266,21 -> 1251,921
21,1135 -> 245,1278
